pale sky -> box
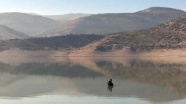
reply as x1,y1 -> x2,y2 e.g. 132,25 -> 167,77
0,0 -> 185,15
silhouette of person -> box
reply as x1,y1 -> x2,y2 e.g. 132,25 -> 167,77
107,79 -> 114,92
107,79 -> 114,86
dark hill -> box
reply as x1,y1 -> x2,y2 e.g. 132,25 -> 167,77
0,34 -> 104,51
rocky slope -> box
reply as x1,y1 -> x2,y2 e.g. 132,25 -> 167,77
71,15 -> 186,54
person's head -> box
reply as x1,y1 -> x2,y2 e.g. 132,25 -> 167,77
110,79 -> 112,82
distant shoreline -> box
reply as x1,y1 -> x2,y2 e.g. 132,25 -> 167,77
1,48 -> 186,57
0,49 -> 186,65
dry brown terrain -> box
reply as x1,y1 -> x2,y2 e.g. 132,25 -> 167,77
67,15 -> 186,58
1,48 -> 186,65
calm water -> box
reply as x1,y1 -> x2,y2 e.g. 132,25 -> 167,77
0,57 -> 186,104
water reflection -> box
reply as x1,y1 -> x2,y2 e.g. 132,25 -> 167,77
107,86 -> 113,92
0,57 -> 186,103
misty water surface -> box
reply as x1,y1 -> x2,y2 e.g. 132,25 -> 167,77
0,57 -> 186,104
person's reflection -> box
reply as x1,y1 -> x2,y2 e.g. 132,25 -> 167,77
107,86 -> 114,92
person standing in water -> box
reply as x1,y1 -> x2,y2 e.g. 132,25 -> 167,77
107,79 -> 114,86
107,79 -> 114,92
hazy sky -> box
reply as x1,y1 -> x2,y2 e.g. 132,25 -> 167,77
0,0 -> 185,15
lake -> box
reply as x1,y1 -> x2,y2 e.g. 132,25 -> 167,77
0,56 -> 186,104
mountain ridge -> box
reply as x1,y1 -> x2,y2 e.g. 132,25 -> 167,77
67,15 -> 186,56
39,7 -> 186,37
97,15 -> 186,51
0,25 -> 28,40
0,12 -> 60,36
45,13 -> 92,23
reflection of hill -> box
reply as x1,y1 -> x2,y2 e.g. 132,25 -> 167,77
68,57 -> 186,101
0,62 -> 102,78
94,59 -> 186,95
69,57 -> 186,94
0,74 -> 82,98
0,58 -> 186,102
